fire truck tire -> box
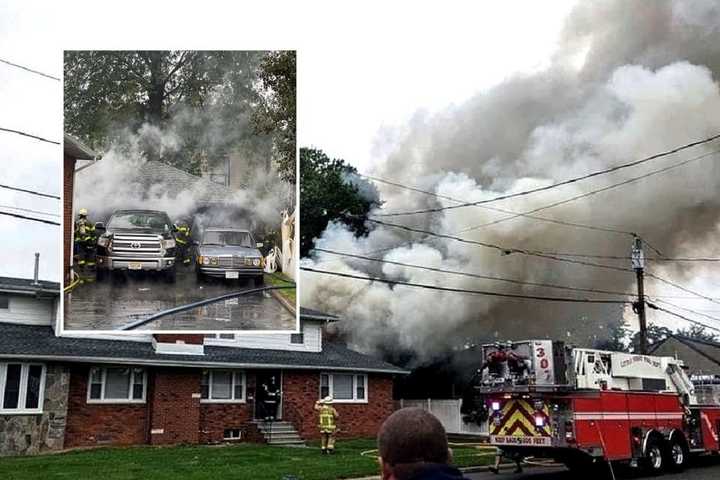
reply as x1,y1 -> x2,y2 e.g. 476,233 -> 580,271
665,436 -> 689,471
643,437 -> 666,475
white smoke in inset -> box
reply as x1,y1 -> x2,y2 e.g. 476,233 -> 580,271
301,1 -> 720,360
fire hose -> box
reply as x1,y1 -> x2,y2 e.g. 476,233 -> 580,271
63,270 -> 81,293
118,285 -> 296,330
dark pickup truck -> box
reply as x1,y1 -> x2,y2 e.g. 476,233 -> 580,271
95,209 -> 177,282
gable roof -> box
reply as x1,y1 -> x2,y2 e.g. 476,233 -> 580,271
650,334 -> 720,368
64,133 -> 98,160
0,323 -> 407,375
138,160 -> 234,205
0,276 -> 59,297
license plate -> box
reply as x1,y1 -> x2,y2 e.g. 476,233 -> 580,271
128,262 -> 142,270
490,435 -> 551,446
225,271 -> 239,279
225,298 -> 239,306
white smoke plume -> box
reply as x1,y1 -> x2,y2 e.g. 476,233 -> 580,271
74,121 -> 294,233
301,0 -> 720,361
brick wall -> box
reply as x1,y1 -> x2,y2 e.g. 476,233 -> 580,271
282,371 -> 394,440
199,403 -> 254,443
149,368 -> 201,445
63,154 -> 76,284
64,366 -> 148,447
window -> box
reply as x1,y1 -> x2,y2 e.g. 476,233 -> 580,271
204,333 -> 236,341
0,295 -> 8,309
0,363 -> 45,413
223,428 -> 242,440
201,371 -> 245,402
320,373 -> 367,403
87,367 -> 146,403
290,333 -> 304,344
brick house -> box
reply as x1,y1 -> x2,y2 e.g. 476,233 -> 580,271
0,278 -> 407,456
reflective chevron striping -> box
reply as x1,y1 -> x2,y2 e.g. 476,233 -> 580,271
490,399 -> 551,437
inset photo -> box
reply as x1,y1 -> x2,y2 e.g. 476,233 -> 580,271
62,50 -> 297,332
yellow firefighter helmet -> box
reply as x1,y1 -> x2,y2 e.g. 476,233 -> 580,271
78,208 -> 88,216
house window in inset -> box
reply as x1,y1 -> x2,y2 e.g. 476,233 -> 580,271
0,363 -> 45,414
87,367 -> 146,403
319,373 -> 367,403
201,370 -> 245,402
223,428 -> 242,440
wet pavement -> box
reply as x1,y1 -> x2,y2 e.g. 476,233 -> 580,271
63,268 -> 296,331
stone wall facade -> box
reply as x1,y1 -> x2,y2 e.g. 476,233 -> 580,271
0,364 -> 70,456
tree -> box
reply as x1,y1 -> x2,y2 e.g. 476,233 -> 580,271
675,325 -> 718,343
64,51 -> 270,175
252,51 -> 296,182
300,148 -> 380,257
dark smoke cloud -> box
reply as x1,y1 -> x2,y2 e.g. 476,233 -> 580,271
302,0 -> 720,361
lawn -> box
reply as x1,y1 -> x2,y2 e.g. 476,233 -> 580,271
0,439 -> 493,480
265,271 -> 297,306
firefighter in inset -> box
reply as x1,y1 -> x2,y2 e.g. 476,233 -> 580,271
315,395 -> 339,454
261,376 -> 280,421
74,208 -> 97,271
175,220 -> 192,267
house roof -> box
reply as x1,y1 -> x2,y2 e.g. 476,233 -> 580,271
64,134 -> 98,160
138,160 -> 234,205
0,276 -> 59,297
0,323 -> 408,375
650,334 -> 720,368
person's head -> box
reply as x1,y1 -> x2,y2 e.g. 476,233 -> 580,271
79,208 -> 88,218
377,408 -> 451,480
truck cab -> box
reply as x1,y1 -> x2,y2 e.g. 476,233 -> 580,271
95,209 -> 177,282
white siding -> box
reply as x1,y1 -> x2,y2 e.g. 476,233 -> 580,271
205,321 -> 322,352
0,294 -> 55,326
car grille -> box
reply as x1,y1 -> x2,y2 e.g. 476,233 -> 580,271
218,255 -> 252,268
111,234 -> 162,256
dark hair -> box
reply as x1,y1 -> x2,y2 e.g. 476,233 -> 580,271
377,408 -> 449,466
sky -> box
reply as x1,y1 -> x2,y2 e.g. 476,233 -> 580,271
0,0 -> 577,283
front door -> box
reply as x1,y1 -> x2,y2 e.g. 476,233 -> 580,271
255,370 -> 282,420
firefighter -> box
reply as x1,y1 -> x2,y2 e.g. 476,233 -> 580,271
315,395 -> 339,454
261,376 -> 280,421
175,220 -> 192,267
489,448 -> 524,475
480,343 -> 509,379
74,208 -> 96,271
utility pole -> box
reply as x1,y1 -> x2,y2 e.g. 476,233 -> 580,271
631,236 -> 647,354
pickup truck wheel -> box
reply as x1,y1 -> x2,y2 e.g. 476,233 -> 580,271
254,275 -> 264,287
644,437 -> 666,476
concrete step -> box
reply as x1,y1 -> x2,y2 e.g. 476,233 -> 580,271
268,438 -> 306,446
264,432 -> 303,441
257,426 -> 298,434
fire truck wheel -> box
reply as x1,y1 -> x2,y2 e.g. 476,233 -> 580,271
643,437 -> 666,475
665,437 -> 688,471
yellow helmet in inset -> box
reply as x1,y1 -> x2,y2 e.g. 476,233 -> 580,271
79,208 -> 88,216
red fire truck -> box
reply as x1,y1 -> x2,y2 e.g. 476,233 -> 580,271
470,340 -> 720,475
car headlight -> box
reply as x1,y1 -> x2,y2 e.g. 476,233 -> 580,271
252,258 -> 261,267
210,257 -> 218,265
161,238 -> 176,249
202,256 -> 210,265
97,236 -> 109,247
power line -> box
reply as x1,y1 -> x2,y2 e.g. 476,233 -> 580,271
440,149 -> 720,236
301,266 -> 630,304
313,247 -> 637,297
362,216 -> 633,274
0,204 -> 60,218
650,298 -> 720,326
0,58 -> 60,81
645,301 -> 720,333
645,272 -> 720,307
0,183 -> 61,200
0,127 -> 60,145
361,172 -> 637,236
0,211 -> 59,226
354,149 -> 719,263
375,133 -> 720,217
